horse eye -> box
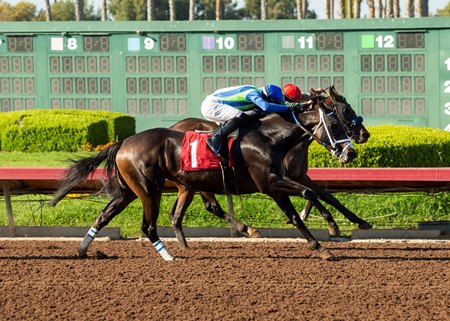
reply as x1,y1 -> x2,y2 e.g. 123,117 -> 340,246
330,122 -> 339,132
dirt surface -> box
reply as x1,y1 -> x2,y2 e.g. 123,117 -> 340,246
0,239 -> 449,321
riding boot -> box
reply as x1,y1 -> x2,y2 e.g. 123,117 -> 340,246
206,113 -> 252,155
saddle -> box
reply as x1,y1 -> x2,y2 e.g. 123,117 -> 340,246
180,130 -> 237,193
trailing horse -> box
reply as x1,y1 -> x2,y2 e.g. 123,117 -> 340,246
50,99 -> 355,261
170,86 -> 372,246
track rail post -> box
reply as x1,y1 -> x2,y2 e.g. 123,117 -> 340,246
2,180 -> 16,237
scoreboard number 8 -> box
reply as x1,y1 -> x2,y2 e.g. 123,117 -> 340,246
67,38 -> 77,50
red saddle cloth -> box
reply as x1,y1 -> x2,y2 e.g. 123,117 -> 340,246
180,131 -> 234,171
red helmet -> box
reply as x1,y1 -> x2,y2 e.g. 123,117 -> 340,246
282,84 -> 302,102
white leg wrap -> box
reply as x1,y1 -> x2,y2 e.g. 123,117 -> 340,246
79,226 -> 98,252
300,209 -> 308,221
153,240 -> 174,261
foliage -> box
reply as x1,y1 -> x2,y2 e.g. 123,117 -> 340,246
197,0 -> 245,20
0,110 -> 135,152
0,1 -> 36,21
243,0 -> 317,19
108,0 -> 245,20
308,125 -> 450,168
436,1 -> 450,16
0,0 -> 99,21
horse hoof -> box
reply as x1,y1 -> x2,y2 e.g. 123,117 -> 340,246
358,221 -> 372,230
328,226 -> 341,237
248,227 -> 262,238
319,248 -> 337,261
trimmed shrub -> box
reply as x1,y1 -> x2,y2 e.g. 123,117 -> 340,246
0,110 -> 135,152
308,125 -> 450,167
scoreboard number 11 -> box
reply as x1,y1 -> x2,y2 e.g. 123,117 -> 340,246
298,36 -> 314,49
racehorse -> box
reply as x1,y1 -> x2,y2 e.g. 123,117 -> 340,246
50,97 -> 356,261
170,86 -> 371,246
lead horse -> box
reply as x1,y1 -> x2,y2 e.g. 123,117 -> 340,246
170,86 -> 372,248
50,98 -> 356,261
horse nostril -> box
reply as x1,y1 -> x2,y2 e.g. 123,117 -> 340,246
347,150 -> 357,161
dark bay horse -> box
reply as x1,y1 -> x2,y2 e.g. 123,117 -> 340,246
170,86 -> 371,246
50,100 -> 355,261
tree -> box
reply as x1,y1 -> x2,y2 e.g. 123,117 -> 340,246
385,0 -> 393,17
169,0 -> 176,20
367,0 -> 375,18
147,0 -> 154,20
405,0 -> 414,17
353,0 -> 361,18
260,0 -> 267,20
101,0 -> 107,21
44,0 -> 51,21
0,1 -> 36,21
416,0 -> 428,17
244,0 -> 315,19
324,0 -> 330,19
75,0 -> 84,20
436,1 -> 450,16
197,0 -> 243,20
393,0 -> 399,17
345,0 -> 352,18
337,0 -> 344,18
35,0 -> 99,21
376,0 -> 382,17
109,0 -> 146,20
188,0 -> 194,20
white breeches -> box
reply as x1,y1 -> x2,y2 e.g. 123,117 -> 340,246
201,95 -> 243,124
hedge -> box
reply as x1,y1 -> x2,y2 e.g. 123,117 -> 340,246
308,125 -> 450,167
0,110 -> 135,152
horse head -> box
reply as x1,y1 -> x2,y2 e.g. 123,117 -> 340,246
293,98 -> 357,164
324,86 -> 370,144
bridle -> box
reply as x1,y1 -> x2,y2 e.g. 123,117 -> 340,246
290,103 -> 353,158
315,87 -> 364,140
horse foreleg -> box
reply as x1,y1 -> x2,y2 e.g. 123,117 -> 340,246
171,187 -> 196,250
270,193 -> 336,261
78,191 -> 135,258
200,192 -> 262,238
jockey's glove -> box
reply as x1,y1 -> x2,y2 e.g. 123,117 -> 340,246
286,100 -> 312,112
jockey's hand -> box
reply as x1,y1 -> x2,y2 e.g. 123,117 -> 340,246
286,102 -> 303,110
287,100 -> 312,112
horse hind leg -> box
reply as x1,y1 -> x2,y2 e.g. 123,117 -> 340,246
170,187 -> 196,250
200,192 -> 262,238
313,201 -> 341,237
78,190 -> 136,257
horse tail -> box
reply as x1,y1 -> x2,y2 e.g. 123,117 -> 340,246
48,141 -> 123,207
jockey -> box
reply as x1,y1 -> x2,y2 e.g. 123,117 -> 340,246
282,83 -> 314,111
201,84 -> 289,155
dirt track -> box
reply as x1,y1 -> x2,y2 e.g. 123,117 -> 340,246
0,239 -> 449,321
